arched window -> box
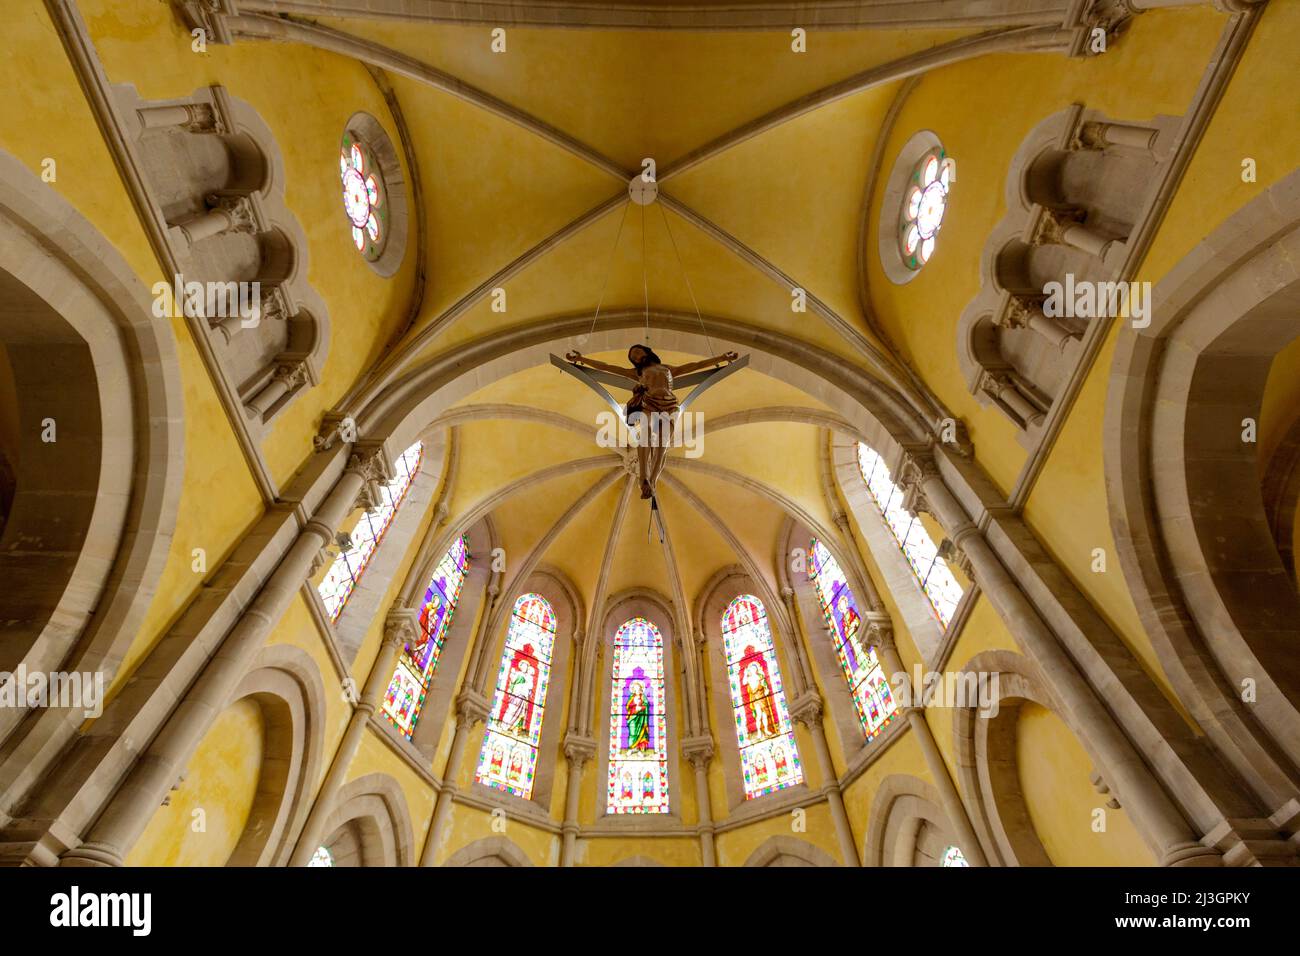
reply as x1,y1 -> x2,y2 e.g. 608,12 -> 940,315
899,145 -> 952,270
308,846 -> 334,867
721,596 -> 803,799
856,444 -> 964,626
339,130 -> 387,261
607,617 -> 670,814
381,533 -> 470,739
475,593 -> 558,799
808,538 -> 898,741
318,442 -> 423,622
941,845 -> 969,867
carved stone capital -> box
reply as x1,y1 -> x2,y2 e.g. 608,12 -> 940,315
937,538 -> 975,584
788,691 -> 824,727
204,193 -> 257,234
681,735 -> 715,770
456,690 -> 490,727
1031,207 -> 1087,247
897,453 -> 938,518
563,733 -> 598,769
176,0 -> 236,45
865,612 -> 896,653
345,441 -> 390,484
272,360 -> 308,390
384,606 -> 420,649
1082,0 -> 1136,37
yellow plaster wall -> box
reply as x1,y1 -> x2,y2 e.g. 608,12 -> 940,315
3,3 -> 264,698
127,698 -> 264,866
1016,702 -> 1155,866
1023,0 -> 1300,722
80,0 -> 417,490
868,6 -> 1225,498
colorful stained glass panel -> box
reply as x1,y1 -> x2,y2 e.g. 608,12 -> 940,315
607,617 -> 670,814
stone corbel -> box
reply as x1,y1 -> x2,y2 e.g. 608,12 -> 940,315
1090,769 -> 1122,810
864,611 -> 897,654
937,538 -> 976,584
897,452 -> 940,518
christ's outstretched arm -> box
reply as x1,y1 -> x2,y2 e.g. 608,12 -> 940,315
669,351 -> 739,376
565,350 -> 640,380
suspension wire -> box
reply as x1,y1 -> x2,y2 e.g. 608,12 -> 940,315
657,200 -> 716,359
641,202 -> 650,344
587,200 -> 633,341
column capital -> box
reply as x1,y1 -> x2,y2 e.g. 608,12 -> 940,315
345,440 -> 391,484
681,734 -> 715,770
384,606 -> 420,649
455,690 -> 490,726
563,733 -> 597,768
788,691 -> 824,727
865,612 -> 896,653
1030,206 -> 1086,247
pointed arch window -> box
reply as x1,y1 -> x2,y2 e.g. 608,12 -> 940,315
721,595 -> 803,799
856,444 -> 964,626
318,442 -> 423,622
941,845 -> 969,867
607,617 -> 670,814
476,593 -> 557,799
808,538 -> 898,741
381,534 -> 470,739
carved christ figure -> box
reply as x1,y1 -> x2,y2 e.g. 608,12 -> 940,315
565,344 -> 739,499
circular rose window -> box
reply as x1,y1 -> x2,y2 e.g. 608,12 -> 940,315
899,148 -> 951,270
339,131 -> 387,261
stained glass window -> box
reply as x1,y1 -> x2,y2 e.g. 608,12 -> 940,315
475,593 -> 557,799
381,534 -> 470,739
339,131 -> 387,261
308,846 -> 334,867
808,538 -> 898,741
899,147 -> 952,270
721,596 -> 803,799
942,845 -> 969,867
856,443 -> 964,626
607,617 -> 670,814
318,442 -> 423,622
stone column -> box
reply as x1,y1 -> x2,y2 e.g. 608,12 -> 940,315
1075,121 -> 1160,152
245,361 -> 306,421
137,102 -> 224,133
979,370 -> 1045,428
175,194 -> 255,247
61,445 -> 388,867
418,690 -> 489,867
778,586 -> 813,694
682,736 -> 716,867
898,452 -> 1218,866
1001,296 -> 1077,349
288,606 -> 416,865
559,734 -> 595,867
1034,208 -> 1114,260
864,613 -> 988,867
789,693 -> 860,866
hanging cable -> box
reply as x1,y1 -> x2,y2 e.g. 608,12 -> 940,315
641,202 -> 650,344
657,201 -> 716,359
586,200 -> 633,342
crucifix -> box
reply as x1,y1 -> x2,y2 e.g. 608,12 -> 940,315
551,344 -> 748,537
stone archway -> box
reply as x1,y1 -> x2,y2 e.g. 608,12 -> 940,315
316,773 -> 416,867
864,774 -> 960,867
223,645 -> 327,867
0,151 -> 183,754
1105,169 -> 1300,814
